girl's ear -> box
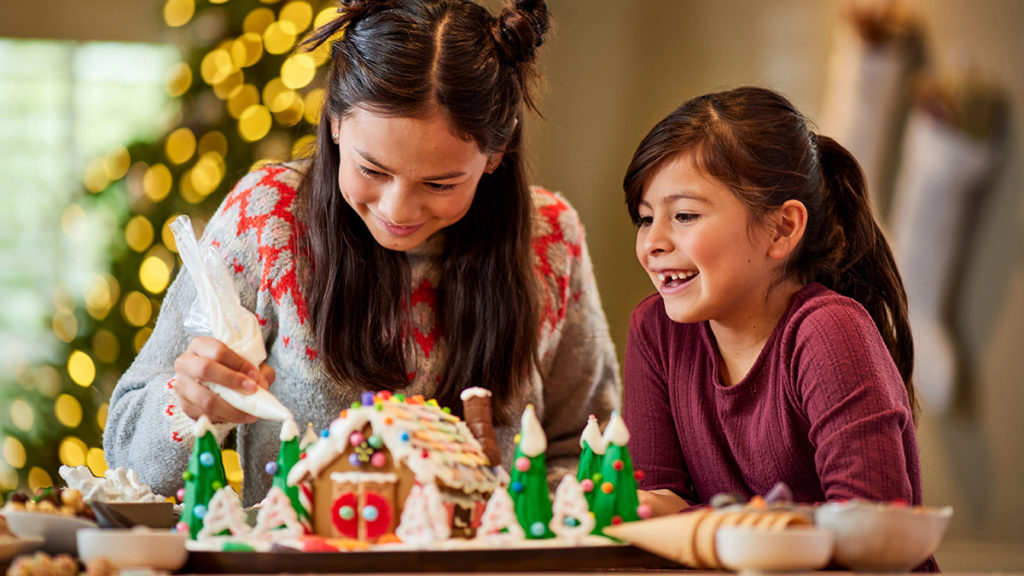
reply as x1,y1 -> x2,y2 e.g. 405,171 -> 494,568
767,199 -> 808,260
484,151 -> 505,174
330,116 -> 341,140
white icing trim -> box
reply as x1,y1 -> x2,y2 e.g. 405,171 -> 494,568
194,415 -> 218,438
329,471 -> 399,484
279,417 -> 298,442
518,404 -> 547,458
601,411 -> 630,447
579,414 -> 606,455
460,387 -> 492,400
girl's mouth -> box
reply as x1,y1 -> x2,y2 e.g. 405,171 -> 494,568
656,270 -> 697,289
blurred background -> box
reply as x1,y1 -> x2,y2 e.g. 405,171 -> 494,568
0,0 -> 1020,569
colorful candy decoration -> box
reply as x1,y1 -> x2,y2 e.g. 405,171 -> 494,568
507,404 -> 554,539
181,416 -> 229,539
590,411 -> 641,532
576,414 -> 606,507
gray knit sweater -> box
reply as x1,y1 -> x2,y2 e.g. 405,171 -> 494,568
103,163 -> 621,506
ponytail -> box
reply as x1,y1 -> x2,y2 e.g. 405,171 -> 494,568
816,135 -> 917,418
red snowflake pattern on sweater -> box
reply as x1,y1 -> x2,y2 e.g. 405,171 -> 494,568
223,166 -> 310,324
532,188 -> 582,334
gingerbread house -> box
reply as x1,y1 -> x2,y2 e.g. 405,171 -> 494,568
286,390 -> 500,542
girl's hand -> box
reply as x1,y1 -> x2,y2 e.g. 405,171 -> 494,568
638,488 -> 689,517
173,336 -> 276,424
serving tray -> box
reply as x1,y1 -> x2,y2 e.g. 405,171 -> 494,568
182,542 -> 682,573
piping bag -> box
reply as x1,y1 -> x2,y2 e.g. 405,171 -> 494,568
169,215 -> 292,422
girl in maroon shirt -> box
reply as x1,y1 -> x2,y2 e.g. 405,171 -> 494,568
621,87 -> 924,519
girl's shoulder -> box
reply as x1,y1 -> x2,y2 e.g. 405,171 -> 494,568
782,282 -> 880,345
529,186 -> 583,246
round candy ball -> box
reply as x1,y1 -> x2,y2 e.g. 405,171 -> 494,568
530,522 -> 547,537
514,456 -> 531,472
339,505 -> 355,520
362,505 -> 379,522
199,452 -> 215,467
265,461 -> 279,475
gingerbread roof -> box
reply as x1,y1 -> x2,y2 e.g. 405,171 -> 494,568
287,392 -> 499,495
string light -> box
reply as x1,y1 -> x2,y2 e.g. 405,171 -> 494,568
93,330 -> 120,365
232,33 -> 264,68
278,1 -> 314,35
239,104 -> 273,141
243,8 -> 276,35
122,291 -> 153,327
263,22 -> 297,55
228,84 -> 261,119
198,131 -> 228,157
281,53 -> 316,89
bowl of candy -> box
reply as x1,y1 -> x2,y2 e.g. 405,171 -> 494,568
814,499 -> 952,571
2,488 -> 98,555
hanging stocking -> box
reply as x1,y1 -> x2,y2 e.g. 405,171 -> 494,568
889,76 -> 1004,413
820,1 -> 922,217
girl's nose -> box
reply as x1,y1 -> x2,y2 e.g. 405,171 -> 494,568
641,217 -> 672,254
378,183 -> 419,225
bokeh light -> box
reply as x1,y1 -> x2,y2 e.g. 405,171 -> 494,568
212,68 -> 245,100
162,215 -> 183,253
10,400 -> 33,432
163,0 -> 195,28
140,254 -> 172,294
59,437 -> 88,468
239,105 -> 273,141
263,22 -> 297,55
97,404 -> 109,430
134,327 -> 154,354
125,215 -> 155,253
105,147 -> 131,181
198,131 -> 229,157
84,274 -> 120,321
86,448 -> 108,478
55,394 -> 83,428
122,291 -> 153,327
93,330 -> 120,365
61,203 -> 86,241
304,87 -> 324,125
68,350 -> 96,387
3,437 -> 27,469
191,152 -> 225,197
165,127 -> 197,164
83,157 -> 110,193
243,8 -> 276,35
28,467 -> 53,492
143,163 -> 173,202
232,33 -> 264,68
281,53 -> 316,90
166,62 -> 193,97
37,366 -> 62,398
291,134 -> 316,158
279,1 -> 314,35
52,310 -> 78,343
228,84 -> 261,119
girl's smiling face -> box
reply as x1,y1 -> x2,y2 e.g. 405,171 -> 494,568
332,107 -> 501,252
635,153 -> 780,328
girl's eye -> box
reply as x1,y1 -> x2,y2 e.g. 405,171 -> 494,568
635,215 -> 653,228
425,182 -> 457,193
357,165 -> 384,178
675,212 -> 698,223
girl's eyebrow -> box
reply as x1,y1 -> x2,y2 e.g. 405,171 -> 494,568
639,191 -> 711,209
354,148 -> 466,181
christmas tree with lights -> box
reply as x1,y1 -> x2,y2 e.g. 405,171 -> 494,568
180,415 -> 229,539
0,0 -> 336,493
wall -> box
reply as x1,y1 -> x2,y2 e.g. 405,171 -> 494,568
3,0 -> 1022,569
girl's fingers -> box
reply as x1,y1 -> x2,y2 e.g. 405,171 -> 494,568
258,364 -> 276,389
173,374 -> 257,424
176,337 -> 261,393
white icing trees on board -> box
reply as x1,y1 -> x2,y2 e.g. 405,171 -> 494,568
478,485 -> 525,542
549,475 -> 595,543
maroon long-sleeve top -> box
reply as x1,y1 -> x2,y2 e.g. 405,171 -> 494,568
624,282 -> 924,506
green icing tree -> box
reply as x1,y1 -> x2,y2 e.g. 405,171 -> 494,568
575,414 -> 605,507
591,412 -> 640,532
508,405 -> 553,539
269,418 -> 309,530
181,416 -> 228,539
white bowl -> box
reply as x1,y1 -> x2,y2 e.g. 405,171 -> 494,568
716,525 -> 834,573
2,510 -> 97,555
814,500 -> 952,571
0,535 -> 45,562
77,527 -> 188,571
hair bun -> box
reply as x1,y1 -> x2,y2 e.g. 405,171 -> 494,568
492,0 -> 550,64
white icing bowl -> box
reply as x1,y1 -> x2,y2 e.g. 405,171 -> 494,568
814,500 -> 952,571
77,527 -> 188,570
2,510 -> 97,555
715,525 -> 834,573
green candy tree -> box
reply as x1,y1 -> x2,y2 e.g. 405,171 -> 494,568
508,404 -> 553,539
181,415 -> 228,539
591,412 -> 640,532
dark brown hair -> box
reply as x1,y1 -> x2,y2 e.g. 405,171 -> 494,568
623,86 -> 917,417
298,0 -> 549,421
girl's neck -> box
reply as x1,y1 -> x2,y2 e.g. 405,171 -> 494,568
710,279 -> 804,387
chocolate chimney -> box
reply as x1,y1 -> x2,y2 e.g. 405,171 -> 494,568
460,387 -> 502,467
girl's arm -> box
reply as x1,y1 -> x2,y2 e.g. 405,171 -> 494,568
623,301 -> 697,505
535,195 -> 621,484
794,299 -> 918,503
